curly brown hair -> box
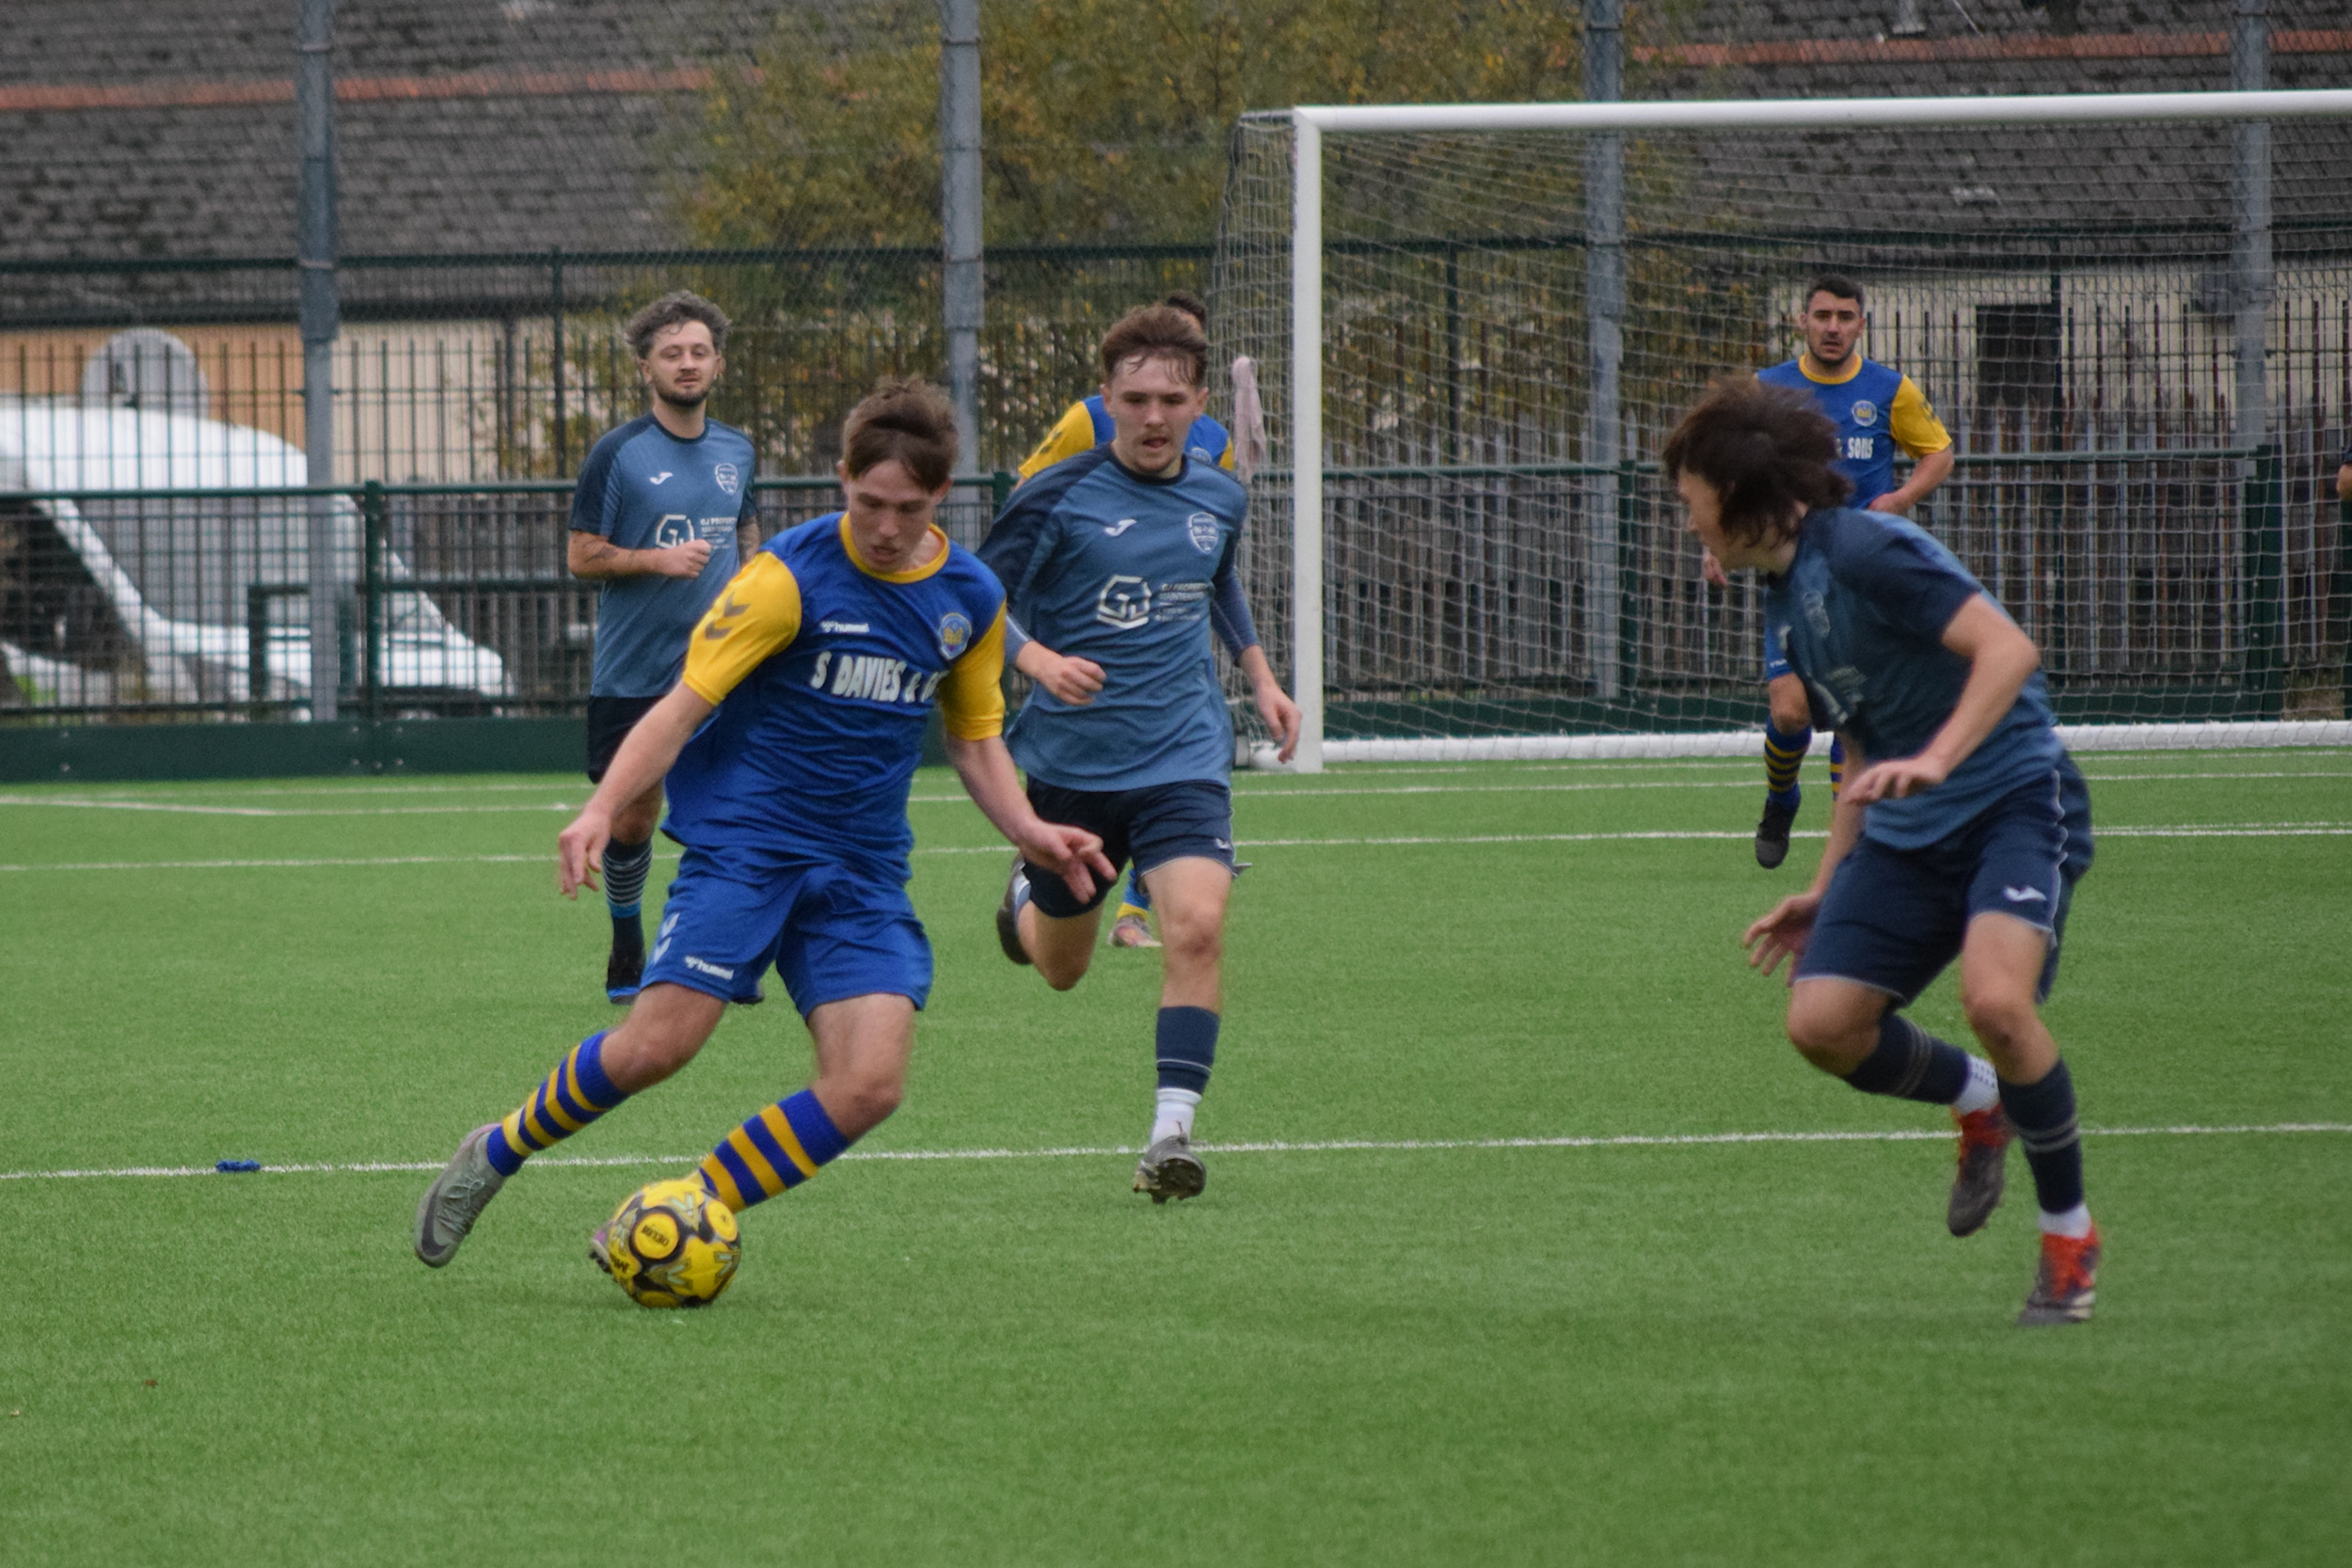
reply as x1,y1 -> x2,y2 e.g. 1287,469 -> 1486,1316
623,291 -> 730,358
1099,304 -> 1208,388
1661,375 -> 1852,546
842,377 -> 959,490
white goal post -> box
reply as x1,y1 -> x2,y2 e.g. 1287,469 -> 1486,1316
1244,90 -> 2352,770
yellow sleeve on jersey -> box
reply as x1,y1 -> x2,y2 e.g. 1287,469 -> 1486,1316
1016,401 -> 1100,481
937,604 -> 1008,740
681,551 -> 803,705
1889,375 -> 1953,457
1219,442 -> 1236,471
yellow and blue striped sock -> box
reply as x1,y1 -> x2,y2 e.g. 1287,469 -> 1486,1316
1117,866 -> 1152,921
1762,721 -> 1812,810
484,1032 -> 626,1176
696,1089 -> 852,1212
1828,736 -> 1846,800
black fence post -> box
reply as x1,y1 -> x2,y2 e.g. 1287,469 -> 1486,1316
2242,443 -> 2283,717
990,468 -> 1014,517
550,246 -> 568,476
362,480 -> 385,721
1615,457 -> 1639,705
247,584 -> 271,717
2337,483 -> 2351,714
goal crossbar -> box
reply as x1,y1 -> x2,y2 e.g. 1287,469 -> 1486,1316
1276,90 -> 2352,772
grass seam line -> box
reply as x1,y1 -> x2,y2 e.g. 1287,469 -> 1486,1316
7,1122 -> 2344,1182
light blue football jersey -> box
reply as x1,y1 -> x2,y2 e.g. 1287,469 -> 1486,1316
978,448 -> 1250,791
572,414 -> 758,697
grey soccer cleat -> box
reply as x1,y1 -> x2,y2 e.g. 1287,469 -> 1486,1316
1133,1134 -> 1206,1204
2017,1226 -> 2100,1326
995,855 -> 1033,965
1947,1104 -> 2011,1237
414,1123 -> 508,1268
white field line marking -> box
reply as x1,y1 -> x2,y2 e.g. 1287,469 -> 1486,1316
5,1121 -> 2345,1183
5,769 -> 2342,816
0,795 -> 580,817
4,821 -> 2350,874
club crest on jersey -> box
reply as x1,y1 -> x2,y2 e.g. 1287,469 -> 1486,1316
1850,401 -> 1879,428
936,610 -> 974,659
714,463 -> 740,494
1186,512 -> 1221,554
1096,575 -> 1152,630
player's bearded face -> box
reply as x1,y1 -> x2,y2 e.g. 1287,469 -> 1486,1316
643,323 -> 722,409
1103,356 -> 1209,477
839,459 -> 950,572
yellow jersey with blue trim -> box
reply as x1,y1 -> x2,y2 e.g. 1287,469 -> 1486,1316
663,514 -> 1007,877
1016,395 -> 1235,481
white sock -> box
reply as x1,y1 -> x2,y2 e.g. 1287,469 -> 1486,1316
2039,1203 -> 2093,1239
1952,1056 -> 2000,1116
1151,1087 -> 1200,1146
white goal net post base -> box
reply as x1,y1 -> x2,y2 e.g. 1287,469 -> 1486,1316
1247,720 -> 2352,770
1230,88 -> 2352,772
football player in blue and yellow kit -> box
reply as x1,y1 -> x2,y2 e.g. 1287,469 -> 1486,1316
982,303 -> 1300,1203
1743,274 -> 1954,870
568,292 -> 761,1001
1670,375 -> 2099,1326
1016,291 -> 1238,952
414,380 -> 1113,1274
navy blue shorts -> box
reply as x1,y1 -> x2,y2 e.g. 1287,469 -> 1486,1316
1021,778 -> 1234,918
643,845 -> 932,1015
585,694 -> 662,784
1794,771 -> 2090,1006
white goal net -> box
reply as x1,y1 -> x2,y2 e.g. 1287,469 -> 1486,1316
1210,92 -> 2352,767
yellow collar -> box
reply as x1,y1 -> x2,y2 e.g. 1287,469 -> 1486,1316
839,516 -> 951,583
1799,352 -> 1865,386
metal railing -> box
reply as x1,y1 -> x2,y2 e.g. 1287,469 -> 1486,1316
0,473 -> 1014,722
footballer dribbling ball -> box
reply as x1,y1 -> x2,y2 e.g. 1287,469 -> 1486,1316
602,1179 -> 740,1308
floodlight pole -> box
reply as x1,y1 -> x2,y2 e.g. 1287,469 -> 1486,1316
1583,0 -> 1625,703
295,0 -> 340,721
940,0 -> 983,469
2232,0 -> 2271,455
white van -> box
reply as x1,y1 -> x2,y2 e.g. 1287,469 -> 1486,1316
0,397 -> 511,711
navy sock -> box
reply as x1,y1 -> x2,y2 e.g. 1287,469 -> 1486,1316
1999,1060 -> 2086,1214
1842,1014 -> 1971,1105
1155,1006 -> 1219,1094
1763,721 -> 1811,809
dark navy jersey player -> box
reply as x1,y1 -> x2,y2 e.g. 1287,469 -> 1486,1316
1669,373 -> 2102,1327
980,302 -> 1301,1203
568,292 -> 760,1003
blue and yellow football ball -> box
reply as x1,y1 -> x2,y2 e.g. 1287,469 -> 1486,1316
600,1179 -> 740,1308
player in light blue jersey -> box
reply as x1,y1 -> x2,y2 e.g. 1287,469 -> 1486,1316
1669,375 -> 2100,1326
568,293 -> 761,1002
415,380 -> 1111,1275
1016,290 -> 1236,950
981,304 -> 1301,1202
1740,274 -> 1954,869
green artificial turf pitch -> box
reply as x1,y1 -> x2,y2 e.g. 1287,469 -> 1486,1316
1,751 -> 2347,1565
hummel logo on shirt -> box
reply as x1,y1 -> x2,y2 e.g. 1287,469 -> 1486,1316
647,471 -> 674,484
2001,885 -> 2048,904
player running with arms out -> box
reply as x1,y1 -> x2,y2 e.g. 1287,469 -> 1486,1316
568,292 -> 762,1003
414,380 -> 1111,1272
1017,289 -> 1238,950
983,303 -> 1300,1203
1667,375 -> 2101,1327
1734,274 -> 1955,869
